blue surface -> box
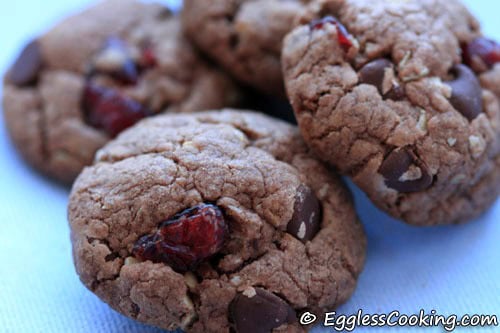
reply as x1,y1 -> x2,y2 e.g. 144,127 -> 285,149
0,1 -> 498,333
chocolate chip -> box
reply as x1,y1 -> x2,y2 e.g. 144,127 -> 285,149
92,37 -> 138,84
359,58 -> 404,100
384,85 -> 405,101
8,39 -> 42,86
229,288 -> 296,333
446,64 -> 483,121
287,184 -> 321,242
359,59 -> 392,91
379,148 -> 433,193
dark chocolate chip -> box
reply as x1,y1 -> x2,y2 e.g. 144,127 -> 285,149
359,58 -> 404,100
359,58 -> 392,92
446,64 -> 483,121
384,85 -> 405,101
287,184 -> 321,242
379,148 -> 433,193
8,40 -> 42,86
229,288 -> 296,333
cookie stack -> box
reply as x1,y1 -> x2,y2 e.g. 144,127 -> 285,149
2,0 -> 499,332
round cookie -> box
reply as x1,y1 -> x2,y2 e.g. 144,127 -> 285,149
282,0 -> 500,225
68,110 -> 366,332
2,0 -> 241,184
181,0 -> 307,97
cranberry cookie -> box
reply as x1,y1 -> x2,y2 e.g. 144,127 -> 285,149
182,0 -> 307,97
282,0 -> 500,225
68,110 -> 366,332
3,0 -> 240,184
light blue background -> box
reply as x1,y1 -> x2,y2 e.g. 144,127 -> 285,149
0,1 -> 498,332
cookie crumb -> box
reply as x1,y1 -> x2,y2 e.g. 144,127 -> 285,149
318,184 -> 330,199
230,276 -> 242,286
417,109 -> 428,133
398,51 -> 412,71
468,135 -> 486,159
242,287 -> 257,298
451,174 -> 467,185
402,67 -> 430,82
124,257 -> 139,265
184,272 -> 198,291
182,141 -> 200,153
447,138 -> 457,147
180,296 -> 197,329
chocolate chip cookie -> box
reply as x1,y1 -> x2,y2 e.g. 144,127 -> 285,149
282,0 -> 500,225
181,0 -> 306,97
68,110 -> 366,332
2,0 -> 241,184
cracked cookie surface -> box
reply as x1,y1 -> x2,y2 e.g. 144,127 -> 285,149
282,0 -> 500,225
68,110 -> 366,332
2,0 -> 241,184
181,0 -> 307,97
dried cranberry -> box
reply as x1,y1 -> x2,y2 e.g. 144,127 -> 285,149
132,203 -> 228,272
82,82 -> 151,137
139,44 -> 157,69
462,37 -> 500,70
310,16 -> 353,52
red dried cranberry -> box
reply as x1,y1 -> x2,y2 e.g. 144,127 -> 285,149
310,16 -> 353,52
132,203 -> 228,272
139,44 -> 157,69
462,37 -> 500,70
83,82 -> 151,137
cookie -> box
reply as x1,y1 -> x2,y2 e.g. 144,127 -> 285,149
68,110 -> 366,332
181,0 -> 306,97
282,0 -> 500,225
2,0 -> 241,184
